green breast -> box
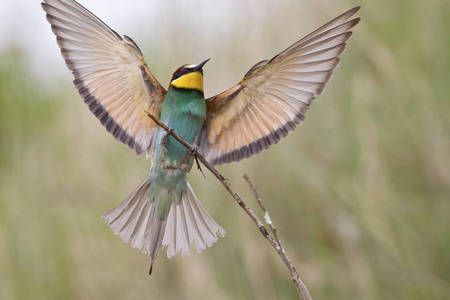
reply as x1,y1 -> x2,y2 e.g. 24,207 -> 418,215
155,88 -> 206,167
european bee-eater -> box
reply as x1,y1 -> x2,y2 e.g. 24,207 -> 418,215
42,0 -> 360,273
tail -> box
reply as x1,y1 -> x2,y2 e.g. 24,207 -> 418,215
101,175 -> 226,274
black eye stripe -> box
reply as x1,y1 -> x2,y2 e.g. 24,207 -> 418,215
171,67 -> 194,81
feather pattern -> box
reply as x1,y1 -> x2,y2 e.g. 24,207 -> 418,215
199,7 -> 360,165
102,176 -> 225,264
163,182 -> 226,258
42,0 -> 166,156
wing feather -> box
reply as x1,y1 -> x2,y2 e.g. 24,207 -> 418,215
42,0 -> 166,156
200,7 -> 360,165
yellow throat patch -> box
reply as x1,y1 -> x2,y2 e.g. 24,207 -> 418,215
171,71 -> 204,92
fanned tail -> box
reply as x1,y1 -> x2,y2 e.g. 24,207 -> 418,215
163,182 -> 226,258
101,176 -> 225,274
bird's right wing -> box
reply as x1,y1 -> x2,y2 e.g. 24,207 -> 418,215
42,0 -> 167,156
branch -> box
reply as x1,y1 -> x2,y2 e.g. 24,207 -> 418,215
244,174 -> 312,300
145,111 -> 313,300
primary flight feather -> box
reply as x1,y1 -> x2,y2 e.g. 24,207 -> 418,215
42,0 -> 360,274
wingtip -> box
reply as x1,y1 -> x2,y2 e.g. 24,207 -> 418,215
346,6 -> 361,18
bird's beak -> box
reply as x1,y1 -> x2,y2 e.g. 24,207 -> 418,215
193,58 -> 210,72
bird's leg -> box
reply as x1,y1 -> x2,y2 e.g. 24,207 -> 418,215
189,145 -> 197,156
160,127 -> 174,146
190,146 -> 206,178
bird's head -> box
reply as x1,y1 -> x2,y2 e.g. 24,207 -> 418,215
170,58 -> 210,93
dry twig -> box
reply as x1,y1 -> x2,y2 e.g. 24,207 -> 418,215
145,111 -> 313,300
244,174 -> 312,300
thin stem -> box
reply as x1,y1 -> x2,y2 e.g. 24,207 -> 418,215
244,174 -> 312,300
145,111 -> 313,300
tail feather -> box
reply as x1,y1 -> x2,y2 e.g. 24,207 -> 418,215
163,182 -> 226,258
146,217 -> 167,259
102,177 -> 226,271
102,174 -> 153,249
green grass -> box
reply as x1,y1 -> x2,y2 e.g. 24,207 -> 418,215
1,1 -> 450,299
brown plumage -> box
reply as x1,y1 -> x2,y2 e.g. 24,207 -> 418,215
198,7 -> 361,165
42,0 -> 167,157
42,0 -> 360,270
43,0 -> 359,166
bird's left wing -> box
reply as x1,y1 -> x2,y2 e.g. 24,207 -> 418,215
197,7 -> 360,165
42,0 -> 167,156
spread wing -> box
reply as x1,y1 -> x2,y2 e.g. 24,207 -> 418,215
42,0 -> 167,156
197,7 -> 360,166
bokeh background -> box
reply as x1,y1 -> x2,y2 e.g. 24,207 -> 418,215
1,0 -> 449,299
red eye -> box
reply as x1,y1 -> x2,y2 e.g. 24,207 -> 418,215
181,69 -> 188,75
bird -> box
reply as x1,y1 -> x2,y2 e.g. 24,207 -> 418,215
41,0 -> 360,274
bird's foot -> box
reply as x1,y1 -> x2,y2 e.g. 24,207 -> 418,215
189,145 -> 198,157
161,127 -> 174,145
190,146 -> 206,178
165,127 -> 174,136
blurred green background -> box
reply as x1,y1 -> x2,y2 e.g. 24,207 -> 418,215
1,0 -> 449,299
